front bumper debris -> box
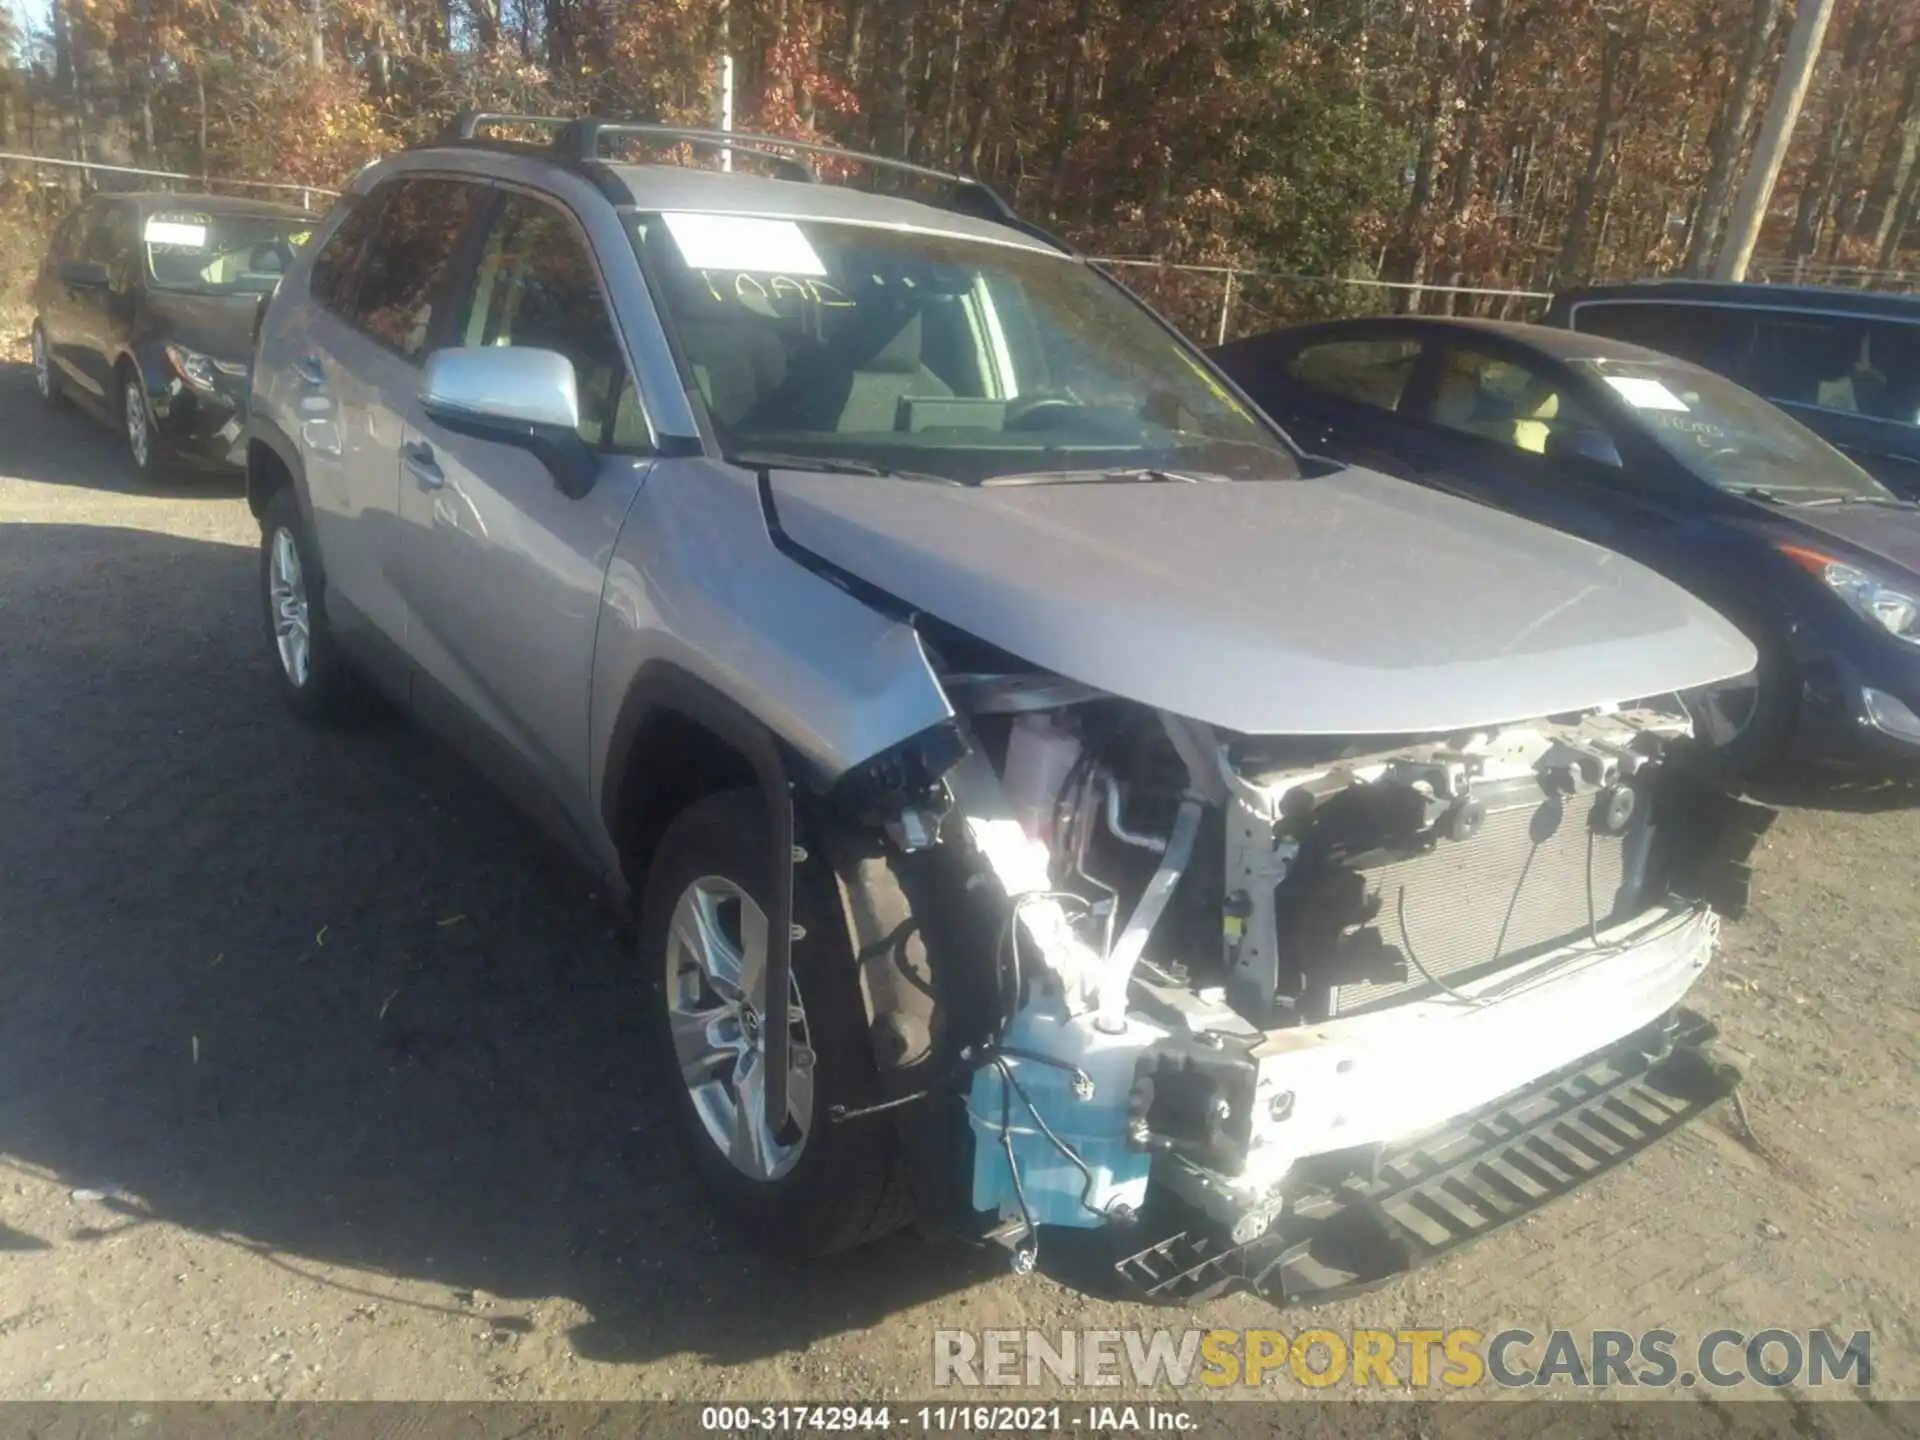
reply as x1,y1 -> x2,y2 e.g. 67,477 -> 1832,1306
1114,1007 -> 1738,1306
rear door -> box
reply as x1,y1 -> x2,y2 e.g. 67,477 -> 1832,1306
282,174 -> 485,664
392,187 -> 653,844
1738,311 -> 1920,497
1217,329 -> 1430,468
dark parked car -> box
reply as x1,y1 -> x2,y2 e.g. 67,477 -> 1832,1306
1544,281 -> 1920,498
1214,315 -> 1920,771
29,191 -> 316,479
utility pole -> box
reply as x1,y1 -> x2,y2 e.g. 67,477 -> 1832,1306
1714,0 -> 1838,281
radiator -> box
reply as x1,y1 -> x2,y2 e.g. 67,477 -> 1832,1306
1313,783 -> 1637,1015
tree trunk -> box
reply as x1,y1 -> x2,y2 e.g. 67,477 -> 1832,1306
1865,63 -> 1920,253
1787,2 -> 1878,260
1683,0 -> 1778,275
1558,14 -> 1631,285
1716,0 -> 1840,281
1448,0 -> 1510,221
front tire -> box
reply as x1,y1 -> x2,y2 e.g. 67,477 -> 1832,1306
259,486 -> 361,724
120,368 -> 160,481
639,790 -> 910,1257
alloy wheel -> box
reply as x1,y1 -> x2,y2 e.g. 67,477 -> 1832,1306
124,379 -> 152,470
268,527 -> 312,688
664,875 -> 816,1181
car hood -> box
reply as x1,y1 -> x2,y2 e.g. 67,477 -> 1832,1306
766,467 -> 1758,735
141,287 -> 265,364
1771,501 -> 1920,579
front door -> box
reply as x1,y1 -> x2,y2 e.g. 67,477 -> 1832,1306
1741,311 -> 1920,498
66,200 -> 136,400
392,189 -> 653,845
1397,341 -> 1678,556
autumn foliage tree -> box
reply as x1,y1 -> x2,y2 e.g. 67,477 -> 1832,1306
2,0 -> 1917,337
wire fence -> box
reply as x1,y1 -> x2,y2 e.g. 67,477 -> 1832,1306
0,152 -> 339,211
2,148 -> 1912,348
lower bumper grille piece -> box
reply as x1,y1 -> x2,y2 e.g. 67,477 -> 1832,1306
1114,1007 -> 1738,1307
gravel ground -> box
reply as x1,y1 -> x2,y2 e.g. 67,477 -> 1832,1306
2,356 -> 1918,1414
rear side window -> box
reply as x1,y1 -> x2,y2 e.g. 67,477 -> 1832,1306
1286,338 -> 1423,411
309,196 -> 385,317
1571,302 -> 1743,371
1746,314 -> 1920,428
346,177 -> 480,360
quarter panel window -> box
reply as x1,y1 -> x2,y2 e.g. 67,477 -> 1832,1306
347,178 -> 479,361
454,194 -> 642,448
1285,338 -> 1423,411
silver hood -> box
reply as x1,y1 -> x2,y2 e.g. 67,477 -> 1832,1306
766,466 -> 1757,735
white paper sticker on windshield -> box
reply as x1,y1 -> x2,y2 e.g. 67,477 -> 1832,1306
1604,375 -> 1690,412
145,218 -> 209,248
662,213 -> 826,276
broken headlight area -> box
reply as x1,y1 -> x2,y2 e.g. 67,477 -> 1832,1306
826,657 -> 1770,1287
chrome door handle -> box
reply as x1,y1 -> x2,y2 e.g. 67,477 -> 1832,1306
293,356 -> 326,386
403,440 -> 445,490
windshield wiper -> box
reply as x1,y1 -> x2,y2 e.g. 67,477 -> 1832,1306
729,450 -> 957,484
981,466 -> 1219,487
1789,493 -> 1917,510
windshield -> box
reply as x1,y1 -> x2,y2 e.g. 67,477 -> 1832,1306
143,209 -> 313,295
631,212 -> 1298,484
1576,357 -> 1893,502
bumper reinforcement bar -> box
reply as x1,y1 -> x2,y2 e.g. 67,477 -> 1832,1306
1114,1008 -> 1739,1306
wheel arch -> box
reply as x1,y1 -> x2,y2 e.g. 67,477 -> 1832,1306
246,415 -> 314,533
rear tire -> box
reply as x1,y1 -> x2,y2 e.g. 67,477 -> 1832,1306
639,789 -> 911,1257
259,486 -> 363,725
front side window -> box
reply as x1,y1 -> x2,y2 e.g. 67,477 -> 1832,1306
1578,357 -> 1894,501
1745,315 -> 1920,427
455,195 -> 642,448
1426,347 -> 1606,457
1573,302 -> 1744,371
142,209 -> 314,295
310,196 -> 384,316
632,211 -> 1297,484
82,205 -> 133,268
348,178 -> 479,360
1286,338 -> 1423,411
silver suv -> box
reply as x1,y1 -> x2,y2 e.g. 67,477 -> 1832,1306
247,115 -> 1767,1297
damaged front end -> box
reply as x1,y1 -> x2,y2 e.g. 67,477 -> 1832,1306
817,659 -> 1770,1299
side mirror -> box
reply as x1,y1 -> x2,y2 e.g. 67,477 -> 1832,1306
1546,425 -> 1623,469
59,260 -> 110,288
419,347 -> 598,498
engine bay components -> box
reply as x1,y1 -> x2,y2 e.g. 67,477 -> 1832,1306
836,658 -> 1768,1282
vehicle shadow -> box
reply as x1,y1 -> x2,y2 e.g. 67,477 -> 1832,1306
0,520 -> 998,1372
0,361 -> 245,499
1744,761 -> 1920,815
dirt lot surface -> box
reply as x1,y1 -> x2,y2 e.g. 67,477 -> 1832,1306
3,356 -> 1919,1415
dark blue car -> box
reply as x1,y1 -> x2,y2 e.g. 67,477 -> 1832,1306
1213,315 -> 1920,772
